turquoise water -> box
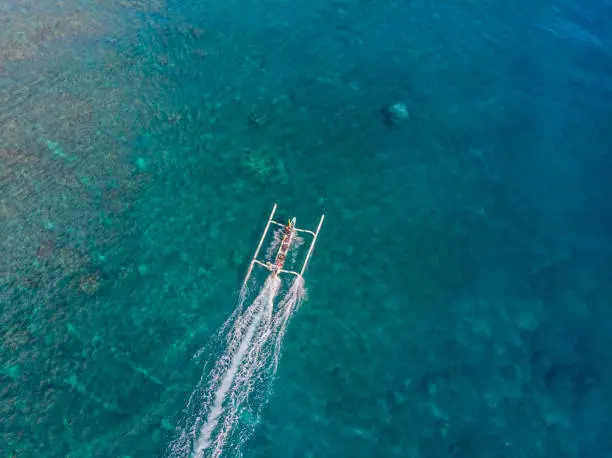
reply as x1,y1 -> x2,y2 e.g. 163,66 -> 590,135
1,0 -> 612,456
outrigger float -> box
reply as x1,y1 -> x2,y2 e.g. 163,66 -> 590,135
242,203 -> 324,289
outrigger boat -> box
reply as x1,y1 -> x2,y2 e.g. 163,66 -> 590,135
242,203 -> 324,289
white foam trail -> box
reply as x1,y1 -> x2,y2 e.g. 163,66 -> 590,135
167,274 -> 305,458
192,302 -> 262,455
192,276 -> 280,458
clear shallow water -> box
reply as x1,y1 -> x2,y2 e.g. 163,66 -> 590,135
1,0 -> 611,457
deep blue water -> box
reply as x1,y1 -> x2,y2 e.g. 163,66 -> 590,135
1,0 -> 612,456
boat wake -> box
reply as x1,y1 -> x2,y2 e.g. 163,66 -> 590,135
166,275 -> 306,458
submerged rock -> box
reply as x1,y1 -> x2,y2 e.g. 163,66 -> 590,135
383,102 -> 410,126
